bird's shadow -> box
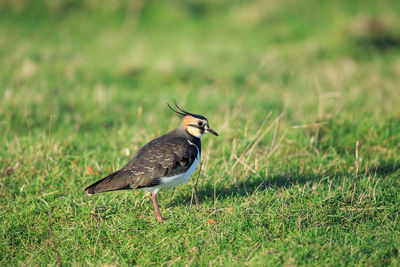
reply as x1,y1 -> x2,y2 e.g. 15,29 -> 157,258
166,158 -> 400,207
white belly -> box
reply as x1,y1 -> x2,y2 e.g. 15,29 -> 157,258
142,143 -> 200,194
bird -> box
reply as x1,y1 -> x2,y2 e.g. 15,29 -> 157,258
84,101 -> 218,221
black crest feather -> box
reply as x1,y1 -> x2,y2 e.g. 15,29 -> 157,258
167,100 -> 208,120
167,100 -> 193,117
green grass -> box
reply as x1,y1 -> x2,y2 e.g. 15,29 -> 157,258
1,0 -> 400,266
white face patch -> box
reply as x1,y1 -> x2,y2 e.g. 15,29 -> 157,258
186,125 -> 204,138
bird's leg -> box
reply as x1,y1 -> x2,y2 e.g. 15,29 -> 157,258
151,192 -> 163,222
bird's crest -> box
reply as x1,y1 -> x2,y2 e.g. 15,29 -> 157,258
167,100 -> 193,117
167,100 -> 208,122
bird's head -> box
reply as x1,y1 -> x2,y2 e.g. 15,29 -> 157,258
168,101 -> 219,139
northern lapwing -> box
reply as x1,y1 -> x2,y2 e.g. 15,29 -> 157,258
84,101 -> 218,221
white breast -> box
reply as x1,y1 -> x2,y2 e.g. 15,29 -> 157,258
142,140 -> 200,194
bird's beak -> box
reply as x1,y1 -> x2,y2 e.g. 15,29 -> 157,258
206,128 -> 219,136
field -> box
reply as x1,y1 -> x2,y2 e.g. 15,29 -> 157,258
1,0 -> 400,266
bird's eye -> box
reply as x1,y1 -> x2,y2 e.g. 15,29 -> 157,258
197,121 -> 204,127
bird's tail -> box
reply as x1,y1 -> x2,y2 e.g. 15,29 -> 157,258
84,171 -> 131,195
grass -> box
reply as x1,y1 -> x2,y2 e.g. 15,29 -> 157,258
1,0 -> 400,266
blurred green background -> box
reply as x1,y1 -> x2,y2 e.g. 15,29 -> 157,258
1,0 -> 400,266
1,0 -> 400,130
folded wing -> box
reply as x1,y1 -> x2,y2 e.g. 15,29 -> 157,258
84,135 -> 198,195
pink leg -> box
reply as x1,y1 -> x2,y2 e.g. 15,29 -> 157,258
151,192 -> 163,222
